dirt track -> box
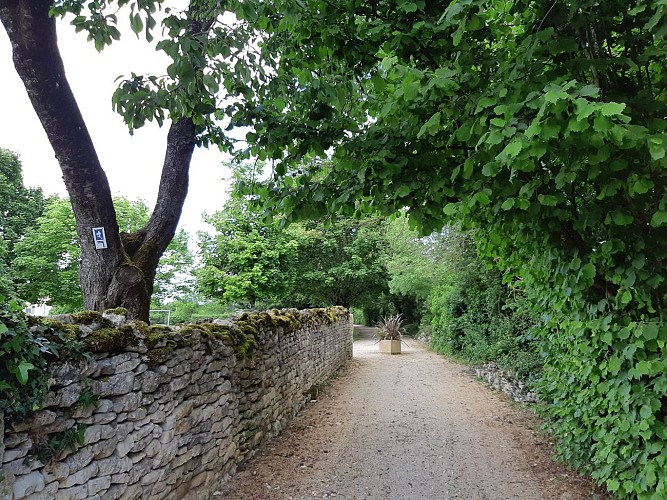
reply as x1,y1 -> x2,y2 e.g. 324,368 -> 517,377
217,327 -> 609,499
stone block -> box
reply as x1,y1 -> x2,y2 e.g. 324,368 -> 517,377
97,455 -> 132,476
93,412 -> 116,425
103,484 -> 125,500
143,438 -> 161,458
116,358 -> 141,374
140,469 -> 163,486
87,475 -> 111,496
127,461 -> 151,484
54,483 -> 88,500
50,362 -> 85,386
112,392 -> 142,413
125,408 -> 147,422
23,480 -> 58,500
110,472 -> 129,484
95,399 -> 114,413
169,373 -> 192,392
139,372 -> 163,393
13,470 -> 45,498
113,422 -> 134,441
2,457 -> 40,476
116,434 -> 135,458
58,383 -> 83,408
2,444 -> 30,463
117,483 -> 143,500
91,437 -> 118,459
44,418 -> 75,435
94,373 -> 135,397
42,461 -> 70,483
63,448 -> 93,474
62,462 -> 99,488
128,451 -> 146,464
70,405 -> 94,419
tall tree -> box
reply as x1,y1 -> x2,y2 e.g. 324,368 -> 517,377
198,196 -> 301,309
297,216 -> 390,309
12,196 -> 192,313
0,148 -> 45,273
0,1 -> 259,320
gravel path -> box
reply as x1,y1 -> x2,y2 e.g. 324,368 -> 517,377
217,327 -> 608,499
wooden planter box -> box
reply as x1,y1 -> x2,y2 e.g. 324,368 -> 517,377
379,339 -> 401,354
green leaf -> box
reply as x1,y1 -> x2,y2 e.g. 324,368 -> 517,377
619,289 -> 632,305
475,96 -> 497,112
501,199 -> 515,210
490,117 -> 505,127
582,263 -> 596,280
537,194 -> 557,206
396,185 -> 411,198
16,361 -> 35,385
482,163 -> 499,177
474,191 -> 490,205
577,85 -> 600,97
650,211 -> 667,227
612,212 -> 634,226
648,137 -> 665,161
443,203 -> 458,215
642,323 -> 659,340
544,89 -> 570,103
130,12 -> 144,35
417,111 -> 441,138
608,356 -> 622,374
498,140 -> 522,160
600,102 -> 626,117
399,1 -> 419,13
630,177 -> 654,195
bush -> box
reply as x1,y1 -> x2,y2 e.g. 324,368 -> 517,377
0,298 -> 81,421
428,250 -> 541,386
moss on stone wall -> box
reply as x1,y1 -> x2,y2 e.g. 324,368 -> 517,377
83,327 -> 138,353
37,306 -> 348,363
71,311 -> 113,327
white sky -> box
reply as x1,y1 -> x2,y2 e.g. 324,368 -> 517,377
0,12 -> 232,234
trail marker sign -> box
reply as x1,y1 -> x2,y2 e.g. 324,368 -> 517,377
92,227 -> 108,249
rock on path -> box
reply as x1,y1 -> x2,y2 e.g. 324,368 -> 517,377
218,327 -> 607,500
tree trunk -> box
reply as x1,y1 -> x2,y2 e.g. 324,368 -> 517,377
0,0 -> 196,322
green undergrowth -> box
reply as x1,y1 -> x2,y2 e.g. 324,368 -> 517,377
428,252 -> 542,387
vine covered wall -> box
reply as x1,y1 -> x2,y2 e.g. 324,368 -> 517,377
0,307 -> 352,500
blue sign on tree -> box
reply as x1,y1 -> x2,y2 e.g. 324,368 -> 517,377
92,227 -> 108,249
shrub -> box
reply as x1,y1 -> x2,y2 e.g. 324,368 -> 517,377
375,313 -> 403,341
0,298 -> 84,422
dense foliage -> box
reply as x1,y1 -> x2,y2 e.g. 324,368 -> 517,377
0,148 -> 45,297
427,233 -> 540,383
225,1 -> 667,497
198,196 -> 301,308
0,298 -> 83,421
198,188 -> 391,314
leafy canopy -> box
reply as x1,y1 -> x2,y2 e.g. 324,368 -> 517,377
222,1 -> 667,497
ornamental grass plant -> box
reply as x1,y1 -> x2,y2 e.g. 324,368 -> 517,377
375,313 -> 403,341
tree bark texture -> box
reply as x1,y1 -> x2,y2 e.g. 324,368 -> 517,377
0,0 -> 195,321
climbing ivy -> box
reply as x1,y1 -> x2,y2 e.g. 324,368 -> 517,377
0,299 -> 84,421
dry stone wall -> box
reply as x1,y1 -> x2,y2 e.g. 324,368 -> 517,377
0,307 -> 352,500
